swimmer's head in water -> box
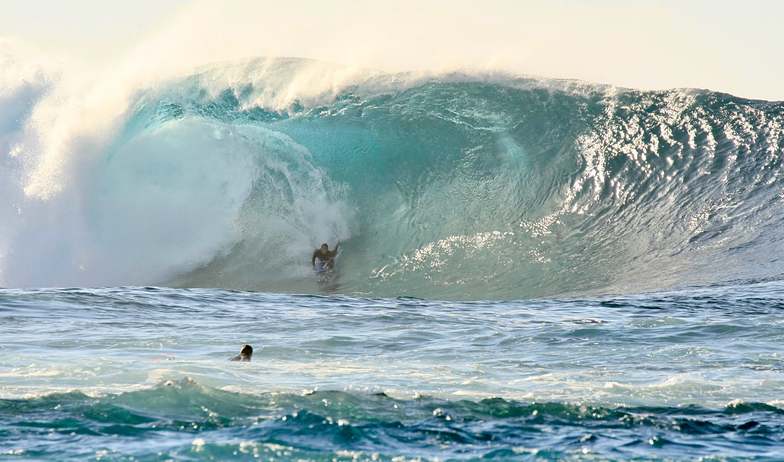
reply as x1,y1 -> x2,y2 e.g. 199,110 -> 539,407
240,344 -> 253,357
230,344 -> 253,362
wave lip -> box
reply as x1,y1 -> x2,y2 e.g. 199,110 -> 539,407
1,57 -> 784,298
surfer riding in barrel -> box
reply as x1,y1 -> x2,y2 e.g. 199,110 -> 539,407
312,241 -> 340,274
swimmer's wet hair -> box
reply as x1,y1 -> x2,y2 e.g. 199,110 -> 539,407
231,344 -> 253,361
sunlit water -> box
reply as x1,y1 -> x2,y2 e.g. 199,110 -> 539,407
3,56 -> 784,461
2,282 -> 783,460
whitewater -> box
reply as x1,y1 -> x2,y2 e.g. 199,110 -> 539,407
1,54 -> 784,460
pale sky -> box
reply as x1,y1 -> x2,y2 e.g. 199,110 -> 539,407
1,0 -> 783,100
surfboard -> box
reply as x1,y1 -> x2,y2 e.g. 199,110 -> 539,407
314,254 -> 340,289
313,259 -> 329,274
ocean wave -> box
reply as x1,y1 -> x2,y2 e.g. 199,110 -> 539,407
2,378 -> 782,461
1,58 -> 783,298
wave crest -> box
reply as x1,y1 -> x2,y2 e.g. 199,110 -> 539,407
1,58 -> 783,297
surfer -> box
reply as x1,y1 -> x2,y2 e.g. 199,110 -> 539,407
230,344 -> 253,362
312,242 -> 340,272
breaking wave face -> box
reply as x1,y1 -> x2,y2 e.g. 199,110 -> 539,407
1,57 -> 783,298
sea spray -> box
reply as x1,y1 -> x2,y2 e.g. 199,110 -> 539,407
1,58 -> 783,298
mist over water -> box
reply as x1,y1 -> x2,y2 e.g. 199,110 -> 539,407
2,26 -> 784,460
1,57 -> 782,298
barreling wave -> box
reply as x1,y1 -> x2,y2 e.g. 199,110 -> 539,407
1,57 -> 783,298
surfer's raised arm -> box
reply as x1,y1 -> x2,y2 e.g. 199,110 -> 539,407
332,241 -> 340,256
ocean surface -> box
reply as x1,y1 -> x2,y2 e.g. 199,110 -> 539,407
2,284 -> 784,461
1,57 -> 784,460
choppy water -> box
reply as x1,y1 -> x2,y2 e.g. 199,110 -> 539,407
3,55 -> 784,459
2,282 -> 783,460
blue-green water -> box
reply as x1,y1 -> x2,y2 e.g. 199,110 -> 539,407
2,58 -> 784,460
3,59 -> 783,298
2,283 -> 784,460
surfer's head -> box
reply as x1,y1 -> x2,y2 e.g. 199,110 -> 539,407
321,243 -> 329,251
